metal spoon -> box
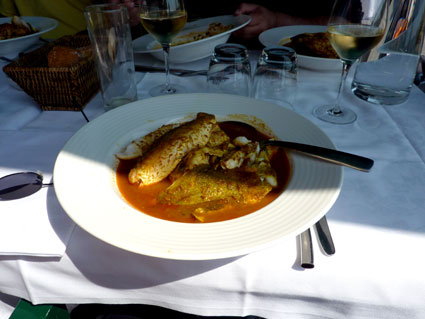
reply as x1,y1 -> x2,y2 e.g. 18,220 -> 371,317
221,121 -> 374,172
299,229 -> 314,268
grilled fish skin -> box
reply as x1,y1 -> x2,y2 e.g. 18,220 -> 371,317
158,165 -> 272,205
115,123 -> 180,160
128,113 -> 216,185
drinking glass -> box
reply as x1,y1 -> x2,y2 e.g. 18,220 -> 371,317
351,0 -> 425,105
313,0 -> 388,124
138,0 -> 187,96
252,46 -> 297,109
207,43 -> 251,96
85,4 -> 138,111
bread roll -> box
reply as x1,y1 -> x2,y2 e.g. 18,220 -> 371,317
47,46 -> 81,68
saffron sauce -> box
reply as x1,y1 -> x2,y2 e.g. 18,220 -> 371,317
116,121 -> 291,223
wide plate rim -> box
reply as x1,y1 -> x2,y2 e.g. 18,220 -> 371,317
0,16 -> 58,44
53,93 -> 343,260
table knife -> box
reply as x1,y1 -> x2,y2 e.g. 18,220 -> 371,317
299,229 -> 314,269
314,216 -> 335,256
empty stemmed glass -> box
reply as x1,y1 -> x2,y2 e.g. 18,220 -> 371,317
138,0 -> 187,96
313,0 -> 388,124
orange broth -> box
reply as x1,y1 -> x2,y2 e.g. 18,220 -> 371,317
116,122 -> 291,223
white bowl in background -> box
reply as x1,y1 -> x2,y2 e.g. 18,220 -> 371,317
0,16 -> 58,57
133,15 -> 251,64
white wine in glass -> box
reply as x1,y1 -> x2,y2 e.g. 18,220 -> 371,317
139,0 -> 187,96
313,0 -> 388,124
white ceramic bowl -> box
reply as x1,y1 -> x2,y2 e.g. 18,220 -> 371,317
0,16 -> 58,57
259,25 -> 341,72
133,15 -> 251,64
54,93 -> 342,260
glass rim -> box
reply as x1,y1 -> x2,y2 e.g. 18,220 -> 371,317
213,43 -> 249,61
84,3 -> 129,14
261,46 -> 297,65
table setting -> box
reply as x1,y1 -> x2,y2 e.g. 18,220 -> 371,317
1,0 -> 425,318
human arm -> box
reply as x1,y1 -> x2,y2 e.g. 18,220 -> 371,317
233,3 -> 329,40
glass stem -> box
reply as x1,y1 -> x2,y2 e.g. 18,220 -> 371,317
331,61 -> 352,115
162,43 -> 171,91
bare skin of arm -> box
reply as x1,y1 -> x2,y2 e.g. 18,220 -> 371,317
233,3 -> 329,40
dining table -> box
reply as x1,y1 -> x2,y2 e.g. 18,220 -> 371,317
1,46 -> 425,319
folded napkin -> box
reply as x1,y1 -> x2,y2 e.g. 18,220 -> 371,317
0,130 -> 76,257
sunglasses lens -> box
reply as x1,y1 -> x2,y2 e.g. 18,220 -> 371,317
0,172 -> 43,200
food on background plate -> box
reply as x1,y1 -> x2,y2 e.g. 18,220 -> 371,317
0,16 -> 38,40
152,22 -> 234,49
47,45 -> 92,68
281,32 -> 338,59
116,113 -> 291,223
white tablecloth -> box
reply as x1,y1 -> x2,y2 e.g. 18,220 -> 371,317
1,51 -> 425,319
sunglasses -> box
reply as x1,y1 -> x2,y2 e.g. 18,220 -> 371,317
0,172 -> 53,200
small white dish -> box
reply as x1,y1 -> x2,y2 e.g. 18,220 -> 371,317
0,16 -> 58,57
54,93 -> 342,260
259,25 -> 341,71
133,15 -> 251,64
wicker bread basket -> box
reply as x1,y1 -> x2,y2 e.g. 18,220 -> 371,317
3,34 -> 99,111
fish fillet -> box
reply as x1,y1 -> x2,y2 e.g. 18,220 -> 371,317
158,165 -> 272,205
115,123 -> 179,160
128,113 -> 216,185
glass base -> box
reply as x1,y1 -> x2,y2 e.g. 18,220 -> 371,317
149,83 -> 186,97
352,82 -> 411,105
313,104 -> 357,124
104,96 -> 136,112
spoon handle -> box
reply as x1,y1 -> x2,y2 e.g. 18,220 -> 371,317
262,140 -> 374,172
299,229 -> 314,269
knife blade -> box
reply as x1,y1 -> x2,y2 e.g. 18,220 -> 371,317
135,65 -> 208,76
314,216 -> 335,256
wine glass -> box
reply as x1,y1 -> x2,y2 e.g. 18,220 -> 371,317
313,0 -> 388,124
139,0 -> 187,96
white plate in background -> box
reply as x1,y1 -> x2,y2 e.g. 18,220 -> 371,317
259,25 -> 341,71
0,16 -> 58,57
133,15 -> 251,64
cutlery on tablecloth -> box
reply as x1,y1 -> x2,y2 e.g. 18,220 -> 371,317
299,229 -> 314,269
298,216 -> 335,269
314,216 -> 336,256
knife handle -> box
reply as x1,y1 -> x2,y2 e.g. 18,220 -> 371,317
299,229 -> 314,269
314,216 -> 336,256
